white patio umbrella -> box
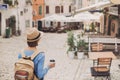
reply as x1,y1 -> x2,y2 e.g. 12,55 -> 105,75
40,14 -> 67,22
63,12 -> 101,22
73,12 -> 100,21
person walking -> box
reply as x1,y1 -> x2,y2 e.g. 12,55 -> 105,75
18,27 -> 55,80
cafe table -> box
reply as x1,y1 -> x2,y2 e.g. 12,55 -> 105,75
88,51 -> 116,66
88,51 -> 116,60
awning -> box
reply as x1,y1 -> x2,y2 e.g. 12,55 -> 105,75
74,12 -> 100,21
40,14 -> 67,22
40,12 -> 102,22
75,1 -> 114,14
66,12 -> 102,22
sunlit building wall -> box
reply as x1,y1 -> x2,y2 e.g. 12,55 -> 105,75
44,0 -> 73,27
0,0 -> 32,37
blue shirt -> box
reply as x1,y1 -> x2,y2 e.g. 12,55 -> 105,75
18,50 -> 50,79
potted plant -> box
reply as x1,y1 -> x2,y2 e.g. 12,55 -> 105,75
67,31 -> 76,59
76,33 -> 87,59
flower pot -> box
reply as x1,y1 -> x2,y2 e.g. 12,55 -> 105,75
68,51 -> 75,59
77,52 -> 84,59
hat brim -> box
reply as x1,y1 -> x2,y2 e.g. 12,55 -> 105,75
27,31 -> 44,42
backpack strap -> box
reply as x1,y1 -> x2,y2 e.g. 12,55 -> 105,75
21,49 -> 40,60
31,50 -> 40,60
21,49 -> 26,58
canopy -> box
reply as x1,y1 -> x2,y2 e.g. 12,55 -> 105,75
40,14 -> 67,22
74,12 -> 100,21
66,12 -> 102,22
75,1 -> 114,14
40,12 -> 102,22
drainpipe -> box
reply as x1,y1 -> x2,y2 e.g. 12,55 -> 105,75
118,5 -> 120,36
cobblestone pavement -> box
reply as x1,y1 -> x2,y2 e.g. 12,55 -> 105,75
0,33 -> 80,80
74,59 -> 120,80
0,31 -> 120,80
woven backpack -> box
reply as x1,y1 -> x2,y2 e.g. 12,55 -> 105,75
14,50 -> 40,80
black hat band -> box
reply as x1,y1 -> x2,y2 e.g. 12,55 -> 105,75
27,33 -> 41,41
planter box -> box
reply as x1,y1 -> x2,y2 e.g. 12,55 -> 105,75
77,52 -> 84,59
68,51 -> 75,59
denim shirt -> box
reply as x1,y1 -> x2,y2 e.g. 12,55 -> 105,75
18,50 -> 50,79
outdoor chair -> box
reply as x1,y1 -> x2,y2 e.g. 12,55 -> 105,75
91,43 -> 103,52
91,58 -> 112,80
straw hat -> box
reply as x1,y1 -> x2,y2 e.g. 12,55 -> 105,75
27,27 -> 43,42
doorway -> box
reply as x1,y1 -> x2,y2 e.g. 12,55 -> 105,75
38,21 -> 42,31
57,22 -> 61,28
9,16 -> 16,35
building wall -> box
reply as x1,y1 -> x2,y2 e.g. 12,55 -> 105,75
0,0 -> 32,36
32,0 -> 45,21
45,0 -> 72,16
82,0 -> 90,7
44,0 -> 72,27
1,8 -> 17,36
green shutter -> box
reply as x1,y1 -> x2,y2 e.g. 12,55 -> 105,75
39,6 -> 42,15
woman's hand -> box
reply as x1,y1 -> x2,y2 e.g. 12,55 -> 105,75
48,63 -> 55,68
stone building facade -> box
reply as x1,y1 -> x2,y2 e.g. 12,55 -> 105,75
0,0 -> 32,37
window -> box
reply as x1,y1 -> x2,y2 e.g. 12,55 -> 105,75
55,6 -> 60,13
26,20 -> 30,27
61,6 -> 63,13
39,6 -> 42,15
111,23 -> 115,32
20,11 -> 23,16
32,21 -> 34,27
46,6 -> 49,14
69,6 -> 71,12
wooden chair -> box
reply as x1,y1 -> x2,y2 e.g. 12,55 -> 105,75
91,58 -> 112,80
91,43 -> 103,52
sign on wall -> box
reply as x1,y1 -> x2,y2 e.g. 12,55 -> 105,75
0,4 -> 8,10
